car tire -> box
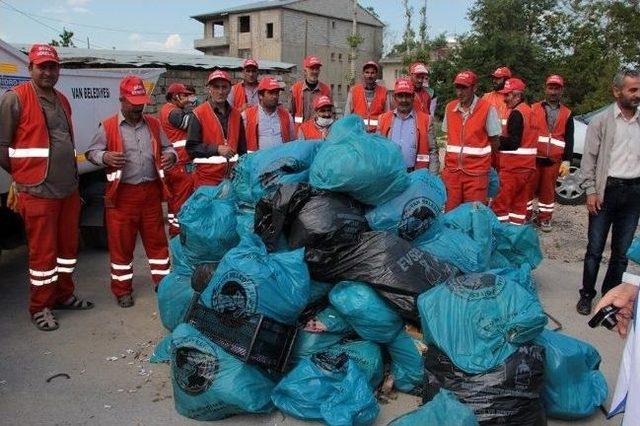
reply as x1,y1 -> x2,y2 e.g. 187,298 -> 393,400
556,166 -> 586,205
81,225 -> 108,250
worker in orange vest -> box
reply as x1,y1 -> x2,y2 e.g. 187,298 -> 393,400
483,66 -> 512,129
409,62 -> 434,114
377,78 -> 438,173
527,74 -> 574,231
87,76 -> 176,308
159,83 -> 195,237
442,70 -> 502,212
491,78 -> 538,225
0,44 -> 93,330
298,95 -> 336,140
228,58 -> 259,112
345,61 -> 389,132
243,77 -> 294,151
186,70 -> 247,188
290,55 -> 331,132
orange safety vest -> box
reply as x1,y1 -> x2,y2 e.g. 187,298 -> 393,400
291,81 -> 331,129
498,102 -> 537,173
191,102 -> 241,186
350,84 -> 387,130
9,82 -> 74,186
102,114 -> 170,208
378,110 -> 431,169
413,89 -> 431,115
299,119 -> 328,140
444,98 -> 493,176
244,105 -> 292,151
159,103 -> 190,165
483,91 -> 510,133
531,102 -> 572,160
230,82 -> 256,111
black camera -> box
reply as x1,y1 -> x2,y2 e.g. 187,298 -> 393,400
588,304 -> 620,330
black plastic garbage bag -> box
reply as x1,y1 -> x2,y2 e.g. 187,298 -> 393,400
424,344 -> 547,426
255,183 -> 368,251
305,231 -> 458,321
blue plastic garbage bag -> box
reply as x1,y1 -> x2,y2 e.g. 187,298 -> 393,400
231,153 -> 255,205
309,280 -> 333,303
235,206 -> 254,237
157,272 -> 193,331
329,281 -> 403,343
487,168 -> 500,199
627,237 -> 640,263
200,234 -> 310,325
388,330 -> 425,394
178,182 -> 239,263
150,334 -> 172,363
169,236 -> 194,276
492,221 -> 543,268
389,389 -> 478,426
326,340 -> 384,388
292,306 -> 354,362
414,225 -> 485,273
309,115 -> 409,205
365,169 -> 446,240
534,329 -> 608,419
170,323 -> 275,420
418,272 -> 547,374
491,264 -> 536,293
442,202 -> 497,268
272,351 -> 379,426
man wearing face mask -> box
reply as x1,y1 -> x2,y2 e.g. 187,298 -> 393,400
409,62 -> 433,114
243,77 -> 294,151
290,55 -> 331,133
377,78 -> 438,173
0,44 -> 94,331
491,78 -> 538,225
187,70 -> 247,188
87,75 -> 176,308
159,83 -> 195,237
298,95 -> 335,140
345,61 -> 389,132
228,58 -> 259,112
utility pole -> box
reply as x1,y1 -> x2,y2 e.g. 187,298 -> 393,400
350,0 -> 357,84
87,37 -> 90,49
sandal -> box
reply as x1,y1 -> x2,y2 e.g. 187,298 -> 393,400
54,295 -> 94,310
117,295 -> 134,308
31,308 -> 59,331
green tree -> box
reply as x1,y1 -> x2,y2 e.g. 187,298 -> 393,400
50,28 -> 75,48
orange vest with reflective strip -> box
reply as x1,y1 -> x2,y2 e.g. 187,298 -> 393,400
9,82 -> 74,186
230,82 -> 250,111
244,105 -> 292,151
531,102 -> 571,160
351,84 -> 387,130
483,91 -> 510,134
191,102 -> 241,186
299,119 -> 328,140
499,102 -> 537,172
291,81 -> 331,130
378,110 -> 431,169
413,89 -> 431,115
159,103 -> 190,164
102,114 -> 170,208
445,98 -> 493,176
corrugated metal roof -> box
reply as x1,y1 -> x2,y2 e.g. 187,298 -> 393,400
12,44 -> 296,72
191,0 -> 300,21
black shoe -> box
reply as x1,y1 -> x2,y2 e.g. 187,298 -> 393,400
576,296 -> 593,316
117,294 -> 134,308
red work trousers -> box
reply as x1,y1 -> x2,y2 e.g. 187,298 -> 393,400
165,164 -> 194,237
18,191 -> 80,314
442,169 -> 489,212
528,160 -> 560,222
492,170 -> 534,225
106,181 -> 170,298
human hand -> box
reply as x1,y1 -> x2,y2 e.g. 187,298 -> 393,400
161,152 -> 176,170
559,161 -> 570,178
594,283 -> 638,337
217,145 -> 235,159
586,194 -> 601,215
103,151 -> 125,168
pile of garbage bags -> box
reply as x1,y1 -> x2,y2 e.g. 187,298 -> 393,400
155,115 -> 608,425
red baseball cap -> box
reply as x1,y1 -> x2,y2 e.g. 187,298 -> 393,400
167,83 -> 194,96
499,77 -> 526,94
491,66 -> 512,78
242,58 -> 259,69
304,55 -> 322,68
394,77 -> 415,95
120,75 -> 150,105
28,44 -> 60,65
454,70 -> 478,87
410,62 -> 429,75
546,74 -> 564,87
313,95 -> 333,110
257,76 -> 284,92
363,61 -> 379,72
207,69 -> 232,84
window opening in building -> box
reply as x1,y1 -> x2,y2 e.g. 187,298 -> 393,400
213,21 -> 225,37
266,23 -> 274,38
239,16 -> 251,33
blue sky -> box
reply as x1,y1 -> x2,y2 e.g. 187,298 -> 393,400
0,0 -> 473,54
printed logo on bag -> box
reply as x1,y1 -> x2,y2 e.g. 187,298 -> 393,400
448,273 -> 504,300
173,347 -> 219,395
259,157 -> 305,189
399,197 -> 437,241
211,271 -> 257,324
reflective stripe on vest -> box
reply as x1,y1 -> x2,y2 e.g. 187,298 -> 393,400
172,140 -> 187,148
8,147 -> 50,158
444,98 -> 492,175
351,84 -> 387,129
500,147 -> 538,155
498,103 -> 537,172
531,102 -> 571,159
446,145 -> 492,156
537,136 -> 566,148
193,154 -> 239,164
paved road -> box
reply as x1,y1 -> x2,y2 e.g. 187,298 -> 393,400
0,243 -> 626,425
